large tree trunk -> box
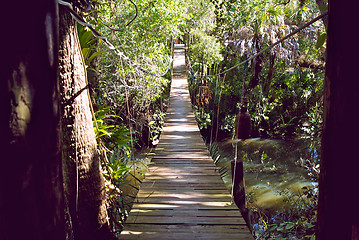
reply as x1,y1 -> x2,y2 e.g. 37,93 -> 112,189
0,1 -> 65,239
58,6 -> 113,240
317,1 -> 359,239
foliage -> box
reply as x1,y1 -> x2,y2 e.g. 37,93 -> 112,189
77,24 -> 105,70
187,0 -> 326,140
189,29 -> 223,74
94,106 -> 133,151
251,186 -> 318,239
93,0 -> 179,147
92,106 -> 134,231
149,112 -> 166,143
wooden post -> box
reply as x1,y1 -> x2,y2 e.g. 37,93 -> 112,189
235,97 -> 251,140
231,159 -> 251,231
231,160 -> 246,209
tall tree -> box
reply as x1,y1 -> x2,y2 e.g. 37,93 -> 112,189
0,0 -> 65,239
317,1 -> 359,239
58,4 -> 114,240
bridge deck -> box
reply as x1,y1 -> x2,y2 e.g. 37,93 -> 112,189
120,44 -> 253,239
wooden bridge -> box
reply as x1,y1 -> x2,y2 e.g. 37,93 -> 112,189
120,44 -> 253,239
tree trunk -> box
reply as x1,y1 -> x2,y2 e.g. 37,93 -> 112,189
58,6 -> 113,240
317,1 -> 359,239
263,53 -> 275,97
0,1 -> 65,239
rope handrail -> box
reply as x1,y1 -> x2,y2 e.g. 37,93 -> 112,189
58,0 -> 173,77
207,11 -> 328,78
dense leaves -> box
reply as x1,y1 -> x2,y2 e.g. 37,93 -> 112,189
187,0 -> 326,140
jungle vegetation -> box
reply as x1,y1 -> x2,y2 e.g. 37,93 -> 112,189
1,0 -> 358,239
186,0 -> 327,141
76,0 -> 326,237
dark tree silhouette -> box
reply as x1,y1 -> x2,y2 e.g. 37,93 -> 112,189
0,0 -> 65,239
317,1 -> 359,239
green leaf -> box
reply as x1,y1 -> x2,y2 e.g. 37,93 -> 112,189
87,51 -> 106,64
316,33 -> 327,48
82,48 -> 91,60
87,67 -> 97,73
285,222 -> 295,230
78,28 -> 93,48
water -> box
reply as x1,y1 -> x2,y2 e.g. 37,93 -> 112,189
209,137 -> 320,212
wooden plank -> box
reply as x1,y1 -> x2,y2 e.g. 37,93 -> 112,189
134,197 -> 234,203
130,203 -> 238,211
136,193 -> 233,199
122,224 -> 250,234
139,180 -> 226,185
143,173 -> 222,178
121,233 -> 252,240
136,189 -> 231,195
152,155 -> 211,159
141,183 -> 226,187
144,173 -> 221,177
145,166 -> 217,171
121,232 -> 253,240
129,209 -> 243,217
138,184 -> 229,191
121,225 -> 253,240
126,216 -> 247,225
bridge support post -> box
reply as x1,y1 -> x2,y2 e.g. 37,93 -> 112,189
231,160 -> 246,209
231,159 -> 251,231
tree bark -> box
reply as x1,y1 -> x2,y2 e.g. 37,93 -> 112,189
317,1 -> 359,239
0,1 -> 65,239
58,6 -> 113,240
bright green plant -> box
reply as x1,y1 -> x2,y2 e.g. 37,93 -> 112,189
189,29 -> 223,74
193,106 -> 213,130
77,25 -> 105,70
94,106 -> 133,152
93,106 -> 135,232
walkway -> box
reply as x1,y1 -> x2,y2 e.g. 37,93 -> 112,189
120,44 -> 253,239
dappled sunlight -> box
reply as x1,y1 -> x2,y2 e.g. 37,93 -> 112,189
163,125 -> 198,132
130,201 -> 235,211
159,134 -> 191,140
132,203 -> 180,209
137,199 -> 232,206
120,44 -> 252,239
121,230 -> 144,235
138,192 -> 230,199
164,113 -> 197,120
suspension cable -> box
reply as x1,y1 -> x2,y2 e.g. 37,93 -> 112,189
58,0 -> 173,77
